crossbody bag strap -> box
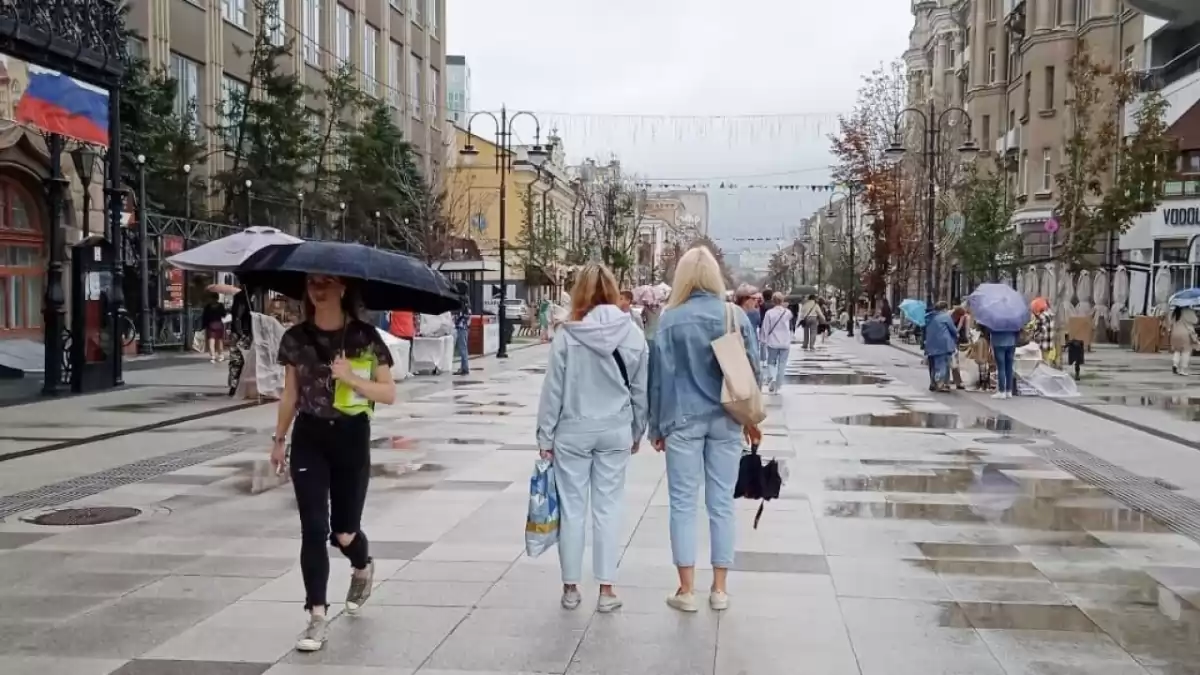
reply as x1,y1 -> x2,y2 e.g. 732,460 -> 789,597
612,349 -> 630,389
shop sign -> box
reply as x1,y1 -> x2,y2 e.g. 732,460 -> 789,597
1163,207 -> 1200,226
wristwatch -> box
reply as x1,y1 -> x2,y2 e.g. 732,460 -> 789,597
271,433 -> 286,445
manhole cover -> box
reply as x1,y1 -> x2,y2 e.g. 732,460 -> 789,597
24,507 -> 142,526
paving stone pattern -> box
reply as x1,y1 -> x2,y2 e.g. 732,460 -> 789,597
0,342 -> 1196,674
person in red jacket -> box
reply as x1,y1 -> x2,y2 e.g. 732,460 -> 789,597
388,310 -> 415,342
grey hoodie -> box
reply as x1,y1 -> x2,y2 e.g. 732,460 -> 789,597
536,304 -> 649,449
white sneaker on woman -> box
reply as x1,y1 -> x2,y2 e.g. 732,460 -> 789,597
709,590 -> 730,611
666,591 -> 699,612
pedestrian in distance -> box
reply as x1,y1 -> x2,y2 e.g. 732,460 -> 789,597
271,274 -> 397,652
648,246 -> 761,613
1169,306 -> 1200,376
735,284 -> 763,364
536,264 -> 649,613
200,295 -> 227,363
798,294 -> 824,350
452,289 -> 471,376
618,289 -> 645,330
760,292 -> 794,394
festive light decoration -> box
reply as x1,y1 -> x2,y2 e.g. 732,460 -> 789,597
634,182 -> 835,191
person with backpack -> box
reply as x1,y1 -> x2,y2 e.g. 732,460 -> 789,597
760,292 -> 794,393
648,246 -> 760,613
271,275 -> 397,652
536,264 -> 648,614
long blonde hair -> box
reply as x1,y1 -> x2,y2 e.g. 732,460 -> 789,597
667,246 -> 726,308
569,264 -> 621,321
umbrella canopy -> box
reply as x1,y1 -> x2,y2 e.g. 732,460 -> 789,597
898,298 -> 927,327
1169,288 -> 1200,309
967,283 -> 1031,333
236,241 -> 462,314
166,226 -> 303,272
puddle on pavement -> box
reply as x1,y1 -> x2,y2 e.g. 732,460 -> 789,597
95,390 -> 230,413
832,411 -> 1046,435
785,373 -> 891,386
454,409 -> 512,416
370,436 -> 423,450
1092,394 -> 1200,422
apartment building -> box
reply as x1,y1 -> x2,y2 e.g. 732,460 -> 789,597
124,0 -> 447,181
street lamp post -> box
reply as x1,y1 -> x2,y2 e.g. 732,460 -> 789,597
339,201 -> 347,241
70,146 -> 98,237
298,191 -> 306,238
244,179 -> 253,227
827,183 -> 864,337
135,153 -> 153,355
885,101 -> 979,306
374,210 -> 382,247
460,106 -> 549,359
181,163 -> 193,344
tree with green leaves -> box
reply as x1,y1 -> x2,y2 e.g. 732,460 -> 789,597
118,51 -> 206,217
515,182 -> 563,287
954,159 -> 1016,282
337,101 -> 421,243
213,0 -> 315,227
1055,39 -> 1177,265
309,64 -> 364,223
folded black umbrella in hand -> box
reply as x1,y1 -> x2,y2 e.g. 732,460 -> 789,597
734,443 -> 783,529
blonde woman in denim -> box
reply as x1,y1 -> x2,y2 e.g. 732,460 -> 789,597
536,264 -> 649,613
648,246 -> 761,612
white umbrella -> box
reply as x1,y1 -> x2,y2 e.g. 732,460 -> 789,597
1023,267 -> 1038,300
1074,271 -> 1092,317
1111,266 -> 1129,326
1153,266 -> 1172,313
166,226 -> 303,272
1092,269 -> 1108,328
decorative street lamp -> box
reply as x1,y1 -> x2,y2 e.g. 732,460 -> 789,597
181,162 -> 193,343
884,101 -> 979,305
135,153 -> 153,355
298,191 -> 306,238
826,182 -> 865,337
374,210 -> 382,247
244,178 -> 253,227
70,145 -> 98,237
460,106 -> 549,358
339,201 -> 348,241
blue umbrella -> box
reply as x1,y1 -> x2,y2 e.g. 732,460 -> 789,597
1168,288 -> 1200,309
898,298 -> 927,327
237,241 -> 462,314
967,283 -> 1031,333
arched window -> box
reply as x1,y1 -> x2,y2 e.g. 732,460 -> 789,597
0,177 -> 44,335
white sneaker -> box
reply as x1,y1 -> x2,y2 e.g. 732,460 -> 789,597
295,613 -> 328,652
1004,392 -> 1013,399
709,590 -> 730,611
561,587 -> 582,610
991,392 -> 1006,400
666,591 -> 699,613
597,593 -> 623,613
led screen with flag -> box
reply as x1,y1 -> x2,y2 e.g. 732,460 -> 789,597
15,64 -> 109,147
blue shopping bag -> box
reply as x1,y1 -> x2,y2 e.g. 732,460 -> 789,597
525,457 -> 560,557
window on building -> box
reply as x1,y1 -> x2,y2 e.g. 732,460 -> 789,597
1043,66 -> 1055,109
426,0 -> 437,32
1123,46 -> 1135,72
409,52 -> 422,120
303,0 -> 321,66
1040,148 -> 1052,192
266,0 -> 285,46
428,67 -> 439,122
1023,71 -> 1031,118
127,37 -> 147,62
364,24 -> 379,96
1009,109 -> 1016,133
948,44 -> 956,69
388,41 -> 402,110
222,0 -> 247,28
169,53 -> 200,123
986,0 -> 995,19
0,179 -> 43,333
220,74 -> 248,149
987,48 -> 996,83
390,0 -> 400,10
1019,151 -> 1028,195
408,0 -> 417,20
981,115 -> 991,145
335,4 -> 352,65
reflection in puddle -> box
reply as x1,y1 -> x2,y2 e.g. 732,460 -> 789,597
1093,394 -> 1200,422
96,390 -> 230,413
908,558 -> 1043,578
370,436 -> 422,449
832,411 -> 1045,435
453,409 -> 512,416
785,373 -> 891,385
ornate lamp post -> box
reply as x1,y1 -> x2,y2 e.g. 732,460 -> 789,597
459,106 -> 549,358
135,153 -> 153,355
244,178 -> 253,227
339,201 -> 347,241
885,102 -> 979,305
374,210 -> 382,247
71,145 -> 98,237
298,190 -> 306,238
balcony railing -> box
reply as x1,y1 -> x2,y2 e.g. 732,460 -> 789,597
1136,41 -> 1200,93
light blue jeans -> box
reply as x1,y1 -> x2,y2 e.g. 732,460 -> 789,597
665,412 -> 742,568
455,327 -> 469,373
766,346 -> 789,392
553,425 -> 632,585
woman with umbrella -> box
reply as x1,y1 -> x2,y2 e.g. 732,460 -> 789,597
966,284 -> 1030,400
240,240 -> 460,652
1168,288 -> 1200,375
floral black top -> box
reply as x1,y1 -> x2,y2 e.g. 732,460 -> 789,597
278,319 -> 393,418
453,301 -> 472,331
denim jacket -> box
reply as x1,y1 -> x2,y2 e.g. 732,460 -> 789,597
647,292 -> 761,442
536,305 -> 649,449
923,310 -> 958,357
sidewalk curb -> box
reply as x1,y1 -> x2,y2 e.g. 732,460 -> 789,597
0,339 -> 548,464
883,339 -> 1200,453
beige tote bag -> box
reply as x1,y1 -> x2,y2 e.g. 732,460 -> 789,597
712,304 -> 766,426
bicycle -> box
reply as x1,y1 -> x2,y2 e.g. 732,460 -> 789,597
118,312 -> 138,348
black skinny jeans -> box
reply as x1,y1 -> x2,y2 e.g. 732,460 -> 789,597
290,412 -> 372,610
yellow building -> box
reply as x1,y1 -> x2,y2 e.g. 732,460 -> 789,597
445,126 -> 576,296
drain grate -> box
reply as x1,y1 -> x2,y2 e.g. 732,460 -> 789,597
0,435 -> 259,522
1032,443 -> 1200,542
24,506 -> 142,526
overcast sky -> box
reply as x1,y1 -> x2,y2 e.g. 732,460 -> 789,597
447,0 -> 912,244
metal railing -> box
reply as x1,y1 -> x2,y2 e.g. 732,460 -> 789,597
1135,41 -> 1200,93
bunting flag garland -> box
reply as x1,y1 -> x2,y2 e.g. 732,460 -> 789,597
633,182 -> 836,192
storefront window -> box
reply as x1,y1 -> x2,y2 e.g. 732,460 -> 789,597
0,178 -> 43,334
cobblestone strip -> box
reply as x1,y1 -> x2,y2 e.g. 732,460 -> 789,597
1031,443 -> 1200,542
0,435 -> 260,521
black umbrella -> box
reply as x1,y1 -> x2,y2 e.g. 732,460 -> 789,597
734,443 -> 783,529
236,241 -> 462,314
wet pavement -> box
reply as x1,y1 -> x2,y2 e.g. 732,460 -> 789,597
0,341 -> 1197,674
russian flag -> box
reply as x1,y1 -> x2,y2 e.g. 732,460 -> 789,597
15,65 -> 109,147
